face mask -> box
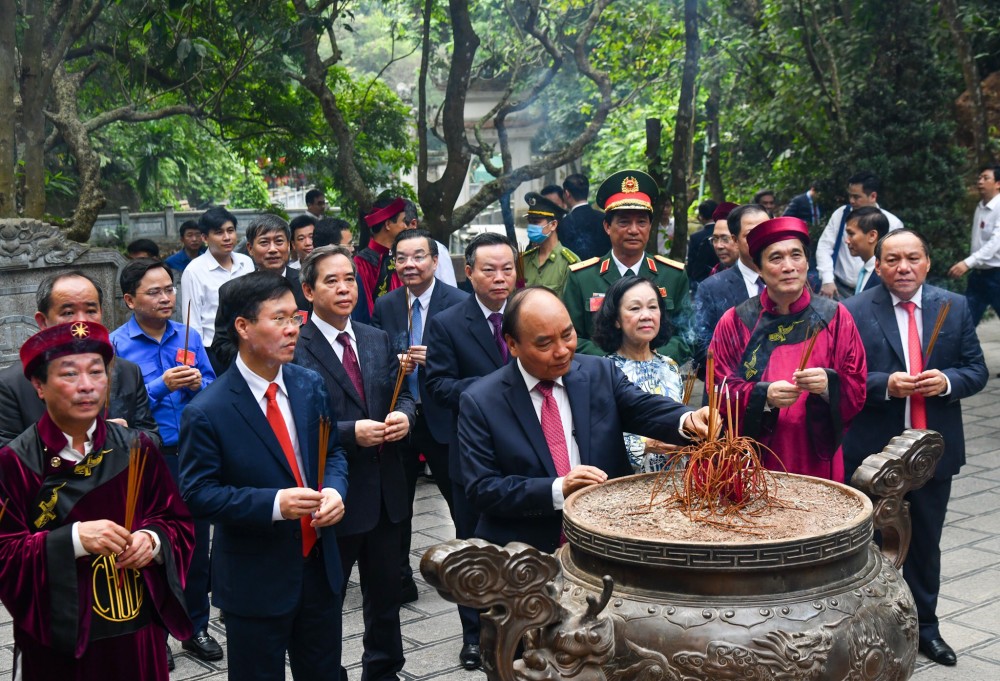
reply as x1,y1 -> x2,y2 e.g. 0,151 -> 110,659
527,224 -> 548,244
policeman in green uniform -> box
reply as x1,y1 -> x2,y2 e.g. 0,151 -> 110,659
520,192 -> 580,298
562,170 -> 692,361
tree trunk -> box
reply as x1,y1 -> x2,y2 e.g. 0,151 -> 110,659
669,0 -> 701,262
940,0 -> 994,167
19,0 -> 48,218
646,117 -> 667,255
49,67 -> 106,242
704,68 -> 725,202
0,0 -> 16,217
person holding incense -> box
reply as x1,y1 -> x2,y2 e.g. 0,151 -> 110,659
0,320 -> 194,680
708,216 -> 867,481
179,271 -> 348,681
294,245 -> 415,681
591,275 -> 683,472
109,258 -> 218,669
843,229 -> 988,667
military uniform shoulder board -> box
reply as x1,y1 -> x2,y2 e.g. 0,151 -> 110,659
561,248 -> 580,264
600,258 -> 611,274
654,254 -> 685,270
568,256 -> 600,272
646,256 -> 657,273
522,245 -> 539,256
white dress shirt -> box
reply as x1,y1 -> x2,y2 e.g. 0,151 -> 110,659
516,360 -> 581,510
312,314 -> 360,369
236,356 -> 313,521
180,251 -> 254,346
433,241 -> 458,286
888,287 -> 951,426
816,204 -> 903,285
857,256 -> 877,292
475,296 -> 507,320
737,259 -> 762,298
964,193 -> 1000,270
611,252 -> 643,277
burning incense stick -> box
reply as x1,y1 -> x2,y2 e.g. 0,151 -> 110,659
388,292 -> 413,413
705,350 -> 716,441
183,299 -> 192,356
682,371 -> 697,406
317,416 -> 331,489
923,300 -> 951,363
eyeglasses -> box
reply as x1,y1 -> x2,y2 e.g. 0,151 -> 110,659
141,286 -> 176,298
255,313 -> 306,328
394,253 -> 430,266
709,235 -> 733,245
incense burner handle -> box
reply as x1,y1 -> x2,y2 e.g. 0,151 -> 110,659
849,428 -> 944,569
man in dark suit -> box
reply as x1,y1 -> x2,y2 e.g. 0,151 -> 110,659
842,230 -> 988,667
783,183 -> 821,226
458,287 -> 715,553
424,231 -> 516,670
0,270 -> 160,447
372,228 -> 468,602
179,271 -> 349,681
692,204 -> 768,379
843,207 -> 889,295
294,245 -> 415,681
684,199 -> 721,290
559,173 -> 610,260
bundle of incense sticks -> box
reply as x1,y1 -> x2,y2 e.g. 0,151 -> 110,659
0,497 -> 7,525
705,350 -> 718,441
388,292 -> 414,412
183,300 -> 192,360
317,416 -> 331,489
797,323 -> 820,372
924,300 -> 951,362
681,371 -> 697,406
124,437 -> 148,533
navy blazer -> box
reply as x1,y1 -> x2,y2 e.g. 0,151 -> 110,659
783,192 -> 816,223
424,294 -> 508,478
0,357 -> 161,448
842,284 -> 988,480
458,355 -> 693,553
293,320 -> 415,536
692,264 -> 751,375
178,362 -> 349,617
372,281 -> 468,444
560,204 -> 611,261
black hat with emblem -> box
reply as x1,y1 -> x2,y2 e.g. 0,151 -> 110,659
524,192 -> 567,221
595,170 -> 659,215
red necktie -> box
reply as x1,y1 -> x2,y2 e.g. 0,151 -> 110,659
337,334 -> 367,408
900,301 -> 927,429
535,381 -> 571,476
265,383 -> 317,556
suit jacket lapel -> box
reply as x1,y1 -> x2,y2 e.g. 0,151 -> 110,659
872,286 -> 907,367
301,322 -> 366,411
502,365 -> 556,477
354,325 -> 381,416
465,297 -> 503,367
228,370 -> 298,481
563,362 -> 591,465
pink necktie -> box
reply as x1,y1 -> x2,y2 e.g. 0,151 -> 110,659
900,301 -> 927,429
535,381 -> 571,476
265,383 -> 316,556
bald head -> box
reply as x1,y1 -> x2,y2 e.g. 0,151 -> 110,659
503,287 -> 577,381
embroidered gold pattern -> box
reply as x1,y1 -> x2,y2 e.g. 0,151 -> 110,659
768,319 -> 804,343
743,344 -> 761,379
92,554 -> 144,622
70,322 -> 90,339
621,176 -> 640,193
73,448 -> 108,477
34,482 -> 67,529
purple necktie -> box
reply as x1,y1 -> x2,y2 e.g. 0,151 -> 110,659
488,312 -> 509,363
337,333 -> 367,408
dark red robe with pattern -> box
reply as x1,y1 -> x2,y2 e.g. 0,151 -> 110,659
0,414 -> 193,680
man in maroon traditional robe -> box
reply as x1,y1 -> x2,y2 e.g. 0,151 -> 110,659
355,196 -> 408,315
0,321 -> 194,680
708,217 -> 867,480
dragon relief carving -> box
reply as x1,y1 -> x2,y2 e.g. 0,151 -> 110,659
0,219 -> 89,268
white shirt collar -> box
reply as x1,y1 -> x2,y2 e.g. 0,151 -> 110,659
410,278 -> 436,311
982,194 -> 1000,211
475,295 -> 506,320
570,200 -> 589,211
312,313 -> 355,348
737,259 -> 759,285
889,286 -> 923,309
862,255 -> 876,271
611,252 -> 643,276
59,420 -> 98,461
236,354 -> 288,403
516,358 -> 566,393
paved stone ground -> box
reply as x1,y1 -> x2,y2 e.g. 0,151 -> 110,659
2,319 -> 998,680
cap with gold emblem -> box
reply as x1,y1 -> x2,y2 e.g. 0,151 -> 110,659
524,192 -> 567,221
20,321 -> 114,379
595,170 -> 659,214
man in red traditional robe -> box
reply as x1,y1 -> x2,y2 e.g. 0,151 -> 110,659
355,196 -> 408,315
0,321 -> 194,680
708,217 -> 867,481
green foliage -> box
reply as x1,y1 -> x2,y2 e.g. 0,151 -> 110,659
230,170 -> 272,210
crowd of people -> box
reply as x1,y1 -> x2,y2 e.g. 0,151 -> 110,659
0,163 -> 997,680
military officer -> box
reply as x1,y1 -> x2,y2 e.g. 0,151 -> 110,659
521,192 -> 580,297
562,170 -> 692,362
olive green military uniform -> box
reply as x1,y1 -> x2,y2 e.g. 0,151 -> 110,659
521,245 -> 580,298
562,251 -> 692,362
